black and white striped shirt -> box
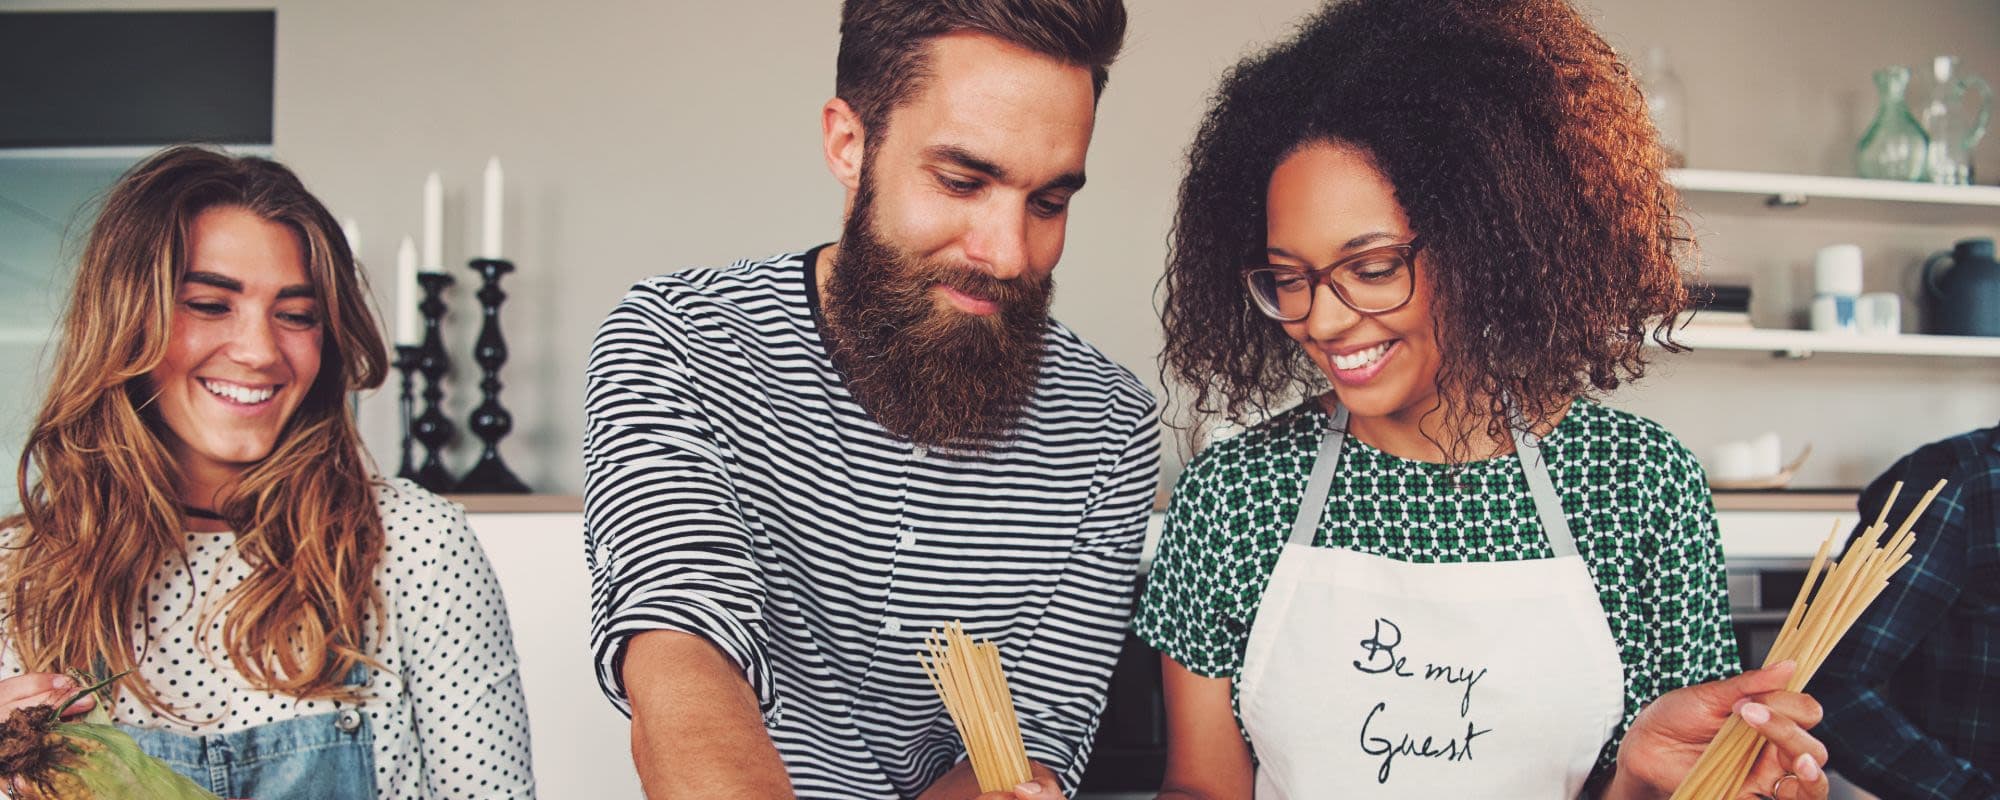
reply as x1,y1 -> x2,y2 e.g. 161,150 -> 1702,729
583,248 -> 1160,798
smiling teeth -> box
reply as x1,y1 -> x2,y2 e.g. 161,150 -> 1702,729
1332,343 -> 1392,371
202,380 -> 274,404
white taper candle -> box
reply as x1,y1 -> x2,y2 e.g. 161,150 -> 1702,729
396,236 -> 422,345
422,172 -> 444,270
481,157 -> 504,260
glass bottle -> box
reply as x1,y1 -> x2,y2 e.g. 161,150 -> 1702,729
1918,55 -> 1992,185
1639,47 -> 1689,168
1856,65 -> 1931,181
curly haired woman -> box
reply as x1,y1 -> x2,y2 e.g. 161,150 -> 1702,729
0,147 -> 532,798
1137,2 -> 1826,798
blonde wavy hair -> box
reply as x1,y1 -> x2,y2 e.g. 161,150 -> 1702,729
3,146 -> 389,716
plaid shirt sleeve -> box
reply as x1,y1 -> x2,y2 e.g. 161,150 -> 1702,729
1812,442 -> 2000,800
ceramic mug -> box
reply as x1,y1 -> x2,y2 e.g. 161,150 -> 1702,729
1857,292 -> 1902,335
1811,294 -> 1859,333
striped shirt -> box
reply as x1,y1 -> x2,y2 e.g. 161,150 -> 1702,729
582,247 -> 1160,798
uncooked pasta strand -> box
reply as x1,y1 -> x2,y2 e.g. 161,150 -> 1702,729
919,621 -> 1032,793
1669,480 -> 1945,800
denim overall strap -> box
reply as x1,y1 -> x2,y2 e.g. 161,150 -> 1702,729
117,661 -> 377,799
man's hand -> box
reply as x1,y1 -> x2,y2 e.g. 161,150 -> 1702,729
1608,661 -> 1829,800
624,631 -> 793,800
921,760 -> 1065,800
973,776 -> 1065,800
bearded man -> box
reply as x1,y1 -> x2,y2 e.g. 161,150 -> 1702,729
581,2 -> 1156,799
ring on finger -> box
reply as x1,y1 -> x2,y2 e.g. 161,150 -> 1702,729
1771,772 -> 1801,796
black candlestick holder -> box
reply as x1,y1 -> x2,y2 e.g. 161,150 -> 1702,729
411,272 -> 459,494
455,259 -> 530,493
393,344 -> 423,482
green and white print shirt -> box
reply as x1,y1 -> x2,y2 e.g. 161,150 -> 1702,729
1133,399 -> 1739,783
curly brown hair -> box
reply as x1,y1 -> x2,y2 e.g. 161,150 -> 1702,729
1160,0 -> 1692,458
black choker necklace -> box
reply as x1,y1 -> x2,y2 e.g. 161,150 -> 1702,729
182,506 -> 226,521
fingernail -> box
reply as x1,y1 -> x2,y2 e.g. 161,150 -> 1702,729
1731,697 -> 1750,714
1770,659 -> 1797,672
50,675 -> 72,690
1015,782 -> 1042,795
1797,754 -> 1822,782
1741,702 -> 1771,725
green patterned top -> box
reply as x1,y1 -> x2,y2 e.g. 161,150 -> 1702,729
1133,398 -> 1738,784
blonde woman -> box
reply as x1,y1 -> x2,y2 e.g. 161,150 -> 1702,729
0,146 -> 533,798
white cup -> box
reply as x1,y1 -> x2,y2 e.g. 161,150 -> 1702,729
1811,294 -> 1858,333
1857,292 -> 1902,335
1814,244 -> 1864,297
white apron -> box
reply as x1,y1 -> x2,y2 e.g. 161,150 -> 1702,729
1238,405 -> 1626,799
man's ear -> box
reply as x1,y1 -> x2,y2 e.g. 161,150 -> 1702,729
821,97 -> 866,192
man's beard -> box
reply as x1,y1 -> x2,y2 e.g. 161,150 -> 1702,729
820,179 -> 1052,452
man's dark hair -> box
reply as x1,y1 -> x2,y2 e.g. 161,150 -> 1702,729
836,0 -> 1127,140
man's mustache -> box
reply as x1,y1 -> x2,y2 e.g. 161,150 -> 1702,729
919,263 -> 1049,310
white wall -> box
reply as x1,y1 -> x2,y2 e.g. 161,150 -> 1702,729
7,0 -> 1999,491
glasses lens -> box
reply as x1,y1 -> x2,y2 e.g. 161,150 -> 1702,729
1332,254 -> 1413,313
1245,269 -> 1312,320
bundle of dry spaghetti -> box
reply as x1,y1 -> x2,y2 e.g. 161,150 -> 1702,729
919,622 -> 1032,793
1671,478 -> 1948,800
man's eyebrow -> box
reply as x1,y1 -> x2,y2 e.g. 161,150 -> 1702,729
1043,171 -> 1087,194
924,144 -> 1086,193
926,145 -> 1008,182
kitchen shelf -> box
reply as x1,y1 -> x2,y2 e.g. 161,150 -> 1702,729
1671,326 -> 2000,359
1669,168 -> 2000,224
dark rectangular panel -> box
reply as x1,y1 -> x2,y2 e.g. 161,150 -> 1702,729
0,11 -> 275,148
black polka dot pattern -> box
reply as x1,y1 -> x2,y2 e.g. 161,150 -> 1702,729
3,479 -> 535,797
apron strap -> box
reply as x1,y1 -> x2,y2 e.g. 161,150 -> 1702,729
1287,400 -> 1577,558
1509,424 -> 1579,559
1287,404 -> 1350,547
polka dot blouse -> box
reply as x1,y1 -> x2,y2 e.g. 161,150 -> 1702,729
3,478 -> 535,798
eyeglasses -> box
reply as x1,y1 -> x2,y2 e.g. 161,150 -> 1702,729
1240,239 -> 1422,322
